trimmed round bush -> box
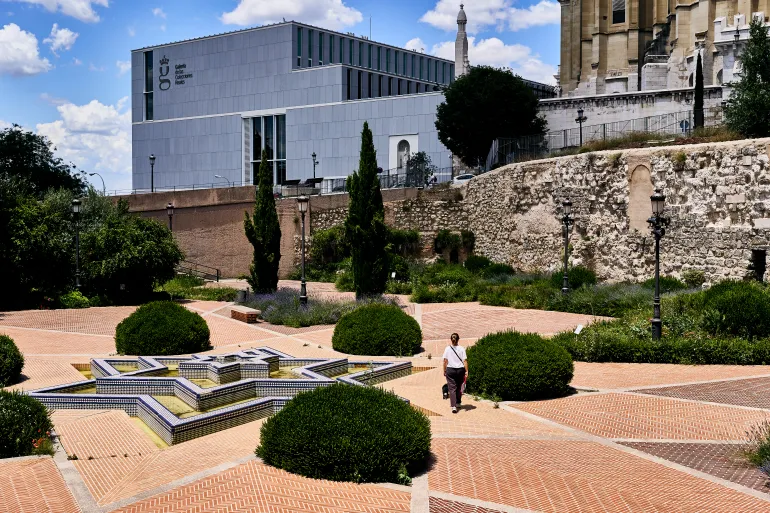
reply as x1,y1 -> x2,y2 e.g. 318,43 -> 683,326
115,301 -> 211,355
703,280 -> 770,339
332,304 -> 422,356
550,266 -> 597,290
0,390 -> 53,458
0,335 -> 24,387
256,384 -> 431,483
467,331 -> 574,401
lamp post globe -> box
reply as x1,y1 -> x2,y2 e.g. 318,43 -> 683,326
71,199 -> 82,288
297,196 -> 310,306
166,202 -> 174,232
561,198 -> 573,295
149,154 -> 156,193
648,188 -> 669,340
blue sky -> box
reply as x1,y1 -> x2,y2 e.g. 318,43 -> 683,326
0,0 -> 560,191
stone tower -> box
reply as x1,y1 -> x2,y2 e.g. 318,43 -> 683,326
455,4 -> 470,78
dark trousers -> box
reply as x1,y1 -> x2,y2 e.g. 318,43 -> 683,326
446,367 -> 466,408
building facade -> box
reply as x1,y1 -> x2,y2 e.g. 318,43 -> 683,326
131,21 -> 458,190
558,0 -> 767,97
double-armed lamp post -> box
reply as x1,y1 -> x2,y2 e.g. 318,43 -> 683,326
648,189 -> 670,340
561,198 -> 573,294
297,196 -> 310,306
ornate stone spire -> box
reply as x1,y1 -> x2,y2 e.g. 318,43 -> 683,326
455,4 -> 469,78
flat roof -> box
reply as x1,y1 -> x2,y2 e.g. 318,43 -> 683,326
131,20 -> 453,63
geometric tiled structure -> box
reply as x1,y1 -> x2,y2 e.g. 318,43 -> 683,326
31,347 -> 411,445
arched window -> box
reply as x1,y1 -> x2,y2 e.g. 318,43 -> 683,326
397,140 -> 410,169
688,73 -> 694,87
716,69 -> 723,85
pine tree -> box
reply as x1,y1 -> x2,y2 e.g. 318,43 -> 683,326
344,122 -> 389,299
725,18 -> 770,137
694,52 -> 704,130
244,150 -> 281,293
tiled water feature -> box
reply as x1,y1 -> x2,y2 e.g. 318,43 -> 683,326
30,347 -> 411,445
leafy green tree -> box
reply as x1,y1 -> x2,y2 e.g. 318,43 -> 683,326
345,122 -> 389,298
435,66 -> 547,167
81,199 -> 183,302
725,18 -> 770,137
0,125 -> 85,198
694,52 -> 704,129
244,150 -> 281,293
405,151 -> 438,187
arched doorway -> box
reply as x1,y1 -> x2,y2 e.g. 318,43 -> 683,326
397,140 -> 410,170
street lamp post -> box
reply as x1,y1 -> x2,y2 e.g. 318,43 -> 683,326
297,196 -> 310,306
72,199 -> 82,289
648,189 -> 670,340
214,174 -> 232,187
561,198 -> 573,295
311,152 -> 319,180
89,172 -> 106,195
149,154 -> 156,193
575,108 -> 587,147
166,202 -> 174,232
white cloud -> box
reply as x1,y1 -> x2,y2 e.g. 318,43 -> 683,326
73,57 -> 82,65
116,60 -> 130,75
404,37 -> 427,52
429,36 -> 557,84
152,7 -> 165,18
420,0 -> 559,34
221,0 -> 363,31
43,23 -> 78,55
88,62 -> 104,71
159,23 -> 166,31
36,97 -> 132,191
40,92 -> 68,105
0,120 -> 10,130
0,23 -> 51,75
127,26 -> 135,37
11,0 -> 108,23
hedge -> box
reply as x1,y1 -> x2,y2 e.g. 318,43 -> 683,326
332,304 -> 422,356
0,390 -> 54,458
467,331 -> 574,401
256,384 -> 430,483
0,335 -> 24,387
115,301 -> 211,355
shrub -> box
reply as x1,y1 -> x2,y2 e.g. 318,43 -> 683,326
481,262 -> 515,277
746,420 -> 770,468
309,226 -> 349,267
389,254 -> 411,282
0,390 -> 54,458
334,258 -> 355,292
550,266 -> 597,290
256,384 -> 430,483
332,304 -> 422,356
389,229 -> 420,258
467,331 -> 574,401
460,230 -> 476,253
641,276 -> 688,293
434,229 -> 461,254
703,280 -> 770,339
160,276 -> 238,301
681,269 -> 706,288
58,290 -> 90,309
0,335 -> 24,386
115,301 -> 211,355
464,255 -> 492,273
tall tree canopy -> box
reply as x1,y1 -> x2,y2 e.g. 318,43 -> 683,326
0,124 -> 85,197
244,150 -> 281,293
344,122 -> 389,298
694,52 -> 704,130
435,66 -> 547,167
724,18 -> 770,137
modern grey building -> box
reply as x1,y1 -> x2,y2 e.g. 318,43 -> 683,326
130,20 -> 458,191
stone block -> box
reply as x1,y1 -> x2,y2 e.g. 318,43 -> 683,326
753,218 -> 770,229
231,305 -> 261,323
743,155 -> 753,166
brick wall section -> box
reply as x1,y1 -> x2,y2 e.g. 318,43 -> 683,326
119,138 -> 770,283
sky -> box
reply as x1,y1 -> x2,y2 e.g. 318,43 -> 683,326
0,0 -> 561,192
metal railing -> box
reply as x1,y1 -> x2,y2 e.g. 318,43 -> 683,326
485,108 -> 724,169
176,260 -> 220,282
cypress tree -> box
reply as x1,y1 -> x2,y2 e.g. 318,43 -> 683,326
244,150 -> 281,292
725,18 -> 770,137
694,52 -> 704,130
345,122 -> 389,299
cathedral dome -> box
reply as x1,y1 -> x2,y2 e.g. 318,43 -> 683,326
457,4 -> 467,23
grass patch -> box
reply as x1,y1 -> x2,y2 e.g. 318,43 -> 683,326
159,275 -> 238,301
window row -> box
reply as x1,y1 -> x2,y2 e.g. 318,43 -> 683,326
250,115 -> 287,185
345,69 -> 439,101
144,50 -> 154,121
296,26 -> 453,84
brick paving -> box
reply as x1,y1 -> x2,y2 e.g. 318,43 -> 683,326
636,376 -> 770,410
6,356 -> 89,391
620,442 -> 770,493
0,326 -> 115,356
511,392 -> 770,440
572,362 -> 770,390
111,459 -> 410,513
0,306 -> 136,336
429,438 -> 770,512
429,497 -> 507,513
0,457 -> 80,513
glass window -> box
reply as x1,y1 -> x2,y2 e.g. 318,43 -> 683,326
368,44 -> 372,68
297,27 -> 302,66
388,77 -> 393,96
450,64 -> 454,81
612,0 -> 625,23
264,116 -> 274,161
308,29 -> 313,66
319,32 -> 323,64
403,53 -> 407,76
144,50 -> 153,121
329,34 -> 334,63
359,41 -> 363,66
145,93 -> 153,121
252,117 -> 262,161
386,49 -> 390,73
346,68 -> 351,100
398,79 -> 402,95
368,72 -> 372,98
275,115 -> 286,160
340,36 -> 344,63
434,60 -> 438,82
348,39 -> 353,65
395,51 -> 399,74
412,55 -> 416,78
376,47 -> 380,70
420,57 -> 423,79
276,161 -> 286,186
442,62 -> 446,83
378,75 -> 382,97
357,70 -> 362,99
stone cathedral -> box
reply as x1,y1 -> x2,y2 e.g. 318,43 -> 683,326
558,0 -> 764,96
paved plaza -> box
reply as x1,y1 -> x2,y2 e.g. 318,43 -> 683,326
2,283 -> 770,512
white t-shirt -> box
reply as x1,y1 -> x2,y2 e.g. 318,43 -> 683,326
443,345 -> 467,368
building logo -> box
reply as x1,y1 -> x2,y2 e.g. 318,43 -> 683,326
159,55 -> 171,90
